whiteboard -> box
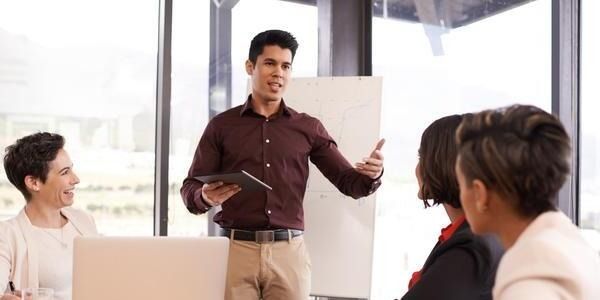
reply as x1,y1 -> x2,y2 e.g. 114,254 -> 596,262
284,77 -> 382,299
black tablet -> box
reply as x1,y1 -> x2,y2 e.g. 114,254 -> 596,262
194,170 -> 272,191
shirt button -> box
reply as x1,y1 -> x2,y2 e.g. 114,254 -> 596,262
265,139 -> 270,143
267,210 -> 272,214
266,163 -> 271,168
266,119 -> 269,122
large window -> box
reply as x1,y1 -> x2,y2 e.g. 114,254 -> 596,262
371,0 -> 551,298
0,0 -> 158,236
580,0 -> 600,253
167,0 -> 210,236
231,0 -> 318,106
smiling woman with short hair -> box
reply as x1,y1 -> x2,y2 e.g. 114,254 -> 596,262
0,132 -> 98,300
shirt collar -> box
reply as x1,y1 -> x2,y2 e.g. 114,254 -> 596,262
240,94 -> 293,117
439,214 -> 466,243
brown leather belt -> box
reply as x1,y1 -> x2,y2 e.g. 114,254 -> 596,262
221,228 -> 304,243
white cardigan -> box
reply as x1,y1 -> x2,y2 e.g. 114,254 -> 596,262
493,211 -> 600,300
0,207 -> 98,292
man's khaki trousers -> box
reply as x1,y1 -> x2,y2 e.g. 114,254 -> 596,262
225,236 -> 311,300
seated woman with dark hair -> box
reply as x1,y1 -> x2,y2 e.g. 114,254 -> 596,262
455,104 -> 600,300
0,132 -> 98,300
402,115 -> 503,300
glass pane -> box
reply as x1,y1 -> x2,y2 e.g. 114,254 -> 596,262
580,0 -> 600,253
371,0 -> 551,298
0,0 -> 158,236
168,0 -> 210,236
231,0 -> 318,106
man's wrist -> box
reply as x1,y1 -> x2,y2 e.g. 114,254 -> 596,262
195,188 -> 216,210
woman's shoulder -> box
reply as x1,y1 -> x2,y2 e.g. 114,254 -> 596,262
503,224 -> 597,276
0,212 -> 25,234
0,218 -> 16,234
61,207 -> 98,234
61,206 -> 92,218
448,223 -> 503,257
495,230 -> 600,299
437,224 -> 504,276
0,216 -> 23,245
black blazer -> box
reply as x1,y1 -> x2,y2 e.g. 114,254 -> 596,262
401,221 -> 504,300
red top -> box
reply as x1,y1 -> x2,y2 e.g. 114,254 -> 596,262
439,215 -> 466,243
408,215 -> 467,289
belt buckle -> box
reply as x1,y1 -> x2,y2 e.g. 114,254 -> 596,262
255,230 -> 275,243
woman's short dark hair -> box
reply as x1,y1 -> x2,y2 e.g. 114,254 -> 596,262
248,29 -> 298,65
418,114 -> 465,208
3,132 -> 65,201
456,104 -> 571,218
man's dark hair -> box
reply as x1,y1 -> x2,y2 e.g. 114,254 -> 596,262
456,104 -> 571,218
418,114 -> 465,208
3,132 -> 65,201
248,30 -> 299,65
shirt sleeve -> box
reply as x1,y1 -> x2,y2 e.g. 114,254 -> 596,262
180,121 -> 222,214
309,119 -> 381,198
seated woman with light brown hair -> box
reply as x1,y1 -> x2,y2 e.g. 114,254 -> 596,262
455,104 -> 600,300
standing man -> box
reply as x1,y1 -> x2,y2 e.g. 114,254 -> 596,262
181,29 -> 384,300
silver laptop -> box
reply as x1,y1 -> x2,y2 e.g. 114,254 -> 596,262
72,236 -> 229,300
